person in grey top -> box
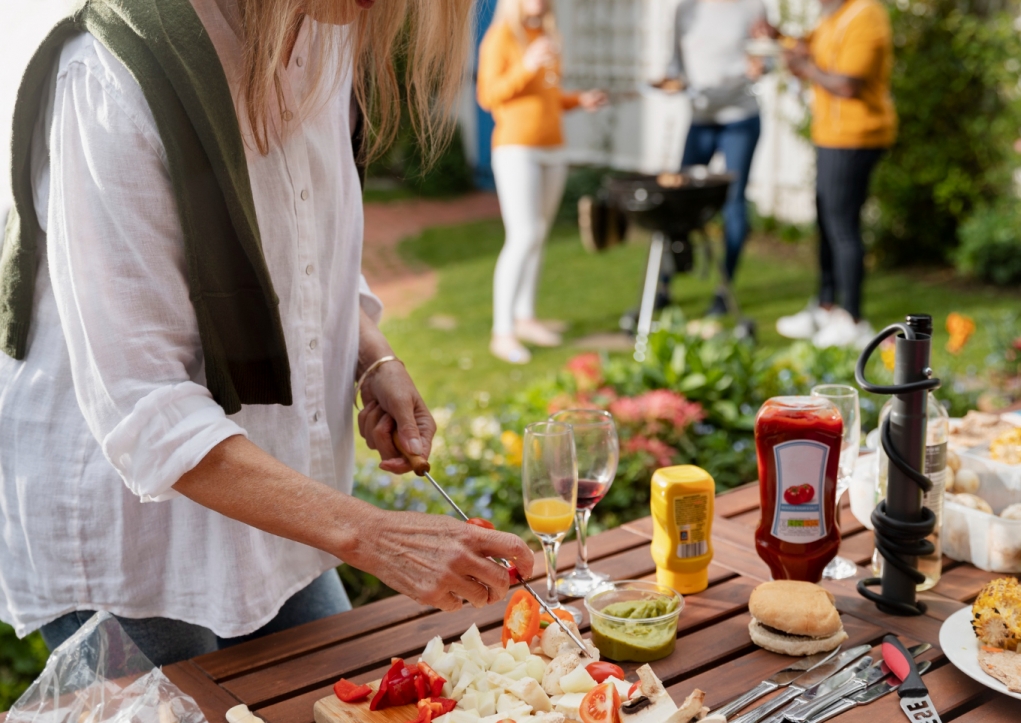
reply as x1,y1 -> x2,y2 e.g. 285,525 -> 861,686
658,0 -> 766,315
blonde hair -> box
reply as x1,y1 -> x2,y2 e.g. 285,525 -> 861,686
235,0 -> 473,161
491,0 -> 559,46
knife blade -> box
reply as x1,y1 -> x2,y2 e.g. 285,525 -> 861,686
711,647 -> 844,720
883,635 -> 944,723
755,643 -> 930,723
803,661 -> 933,723
727,646 -> 871,723
391,432 -> 592,655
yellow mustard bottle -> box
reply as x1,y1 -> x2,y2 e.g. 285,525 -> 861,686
651,465 -> 715,594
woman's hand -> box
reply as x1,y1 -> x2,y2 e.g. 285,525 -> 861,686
751,18 -> 780,40
579,90 -> 608,112
522,37 -> 557,72
358,361 -> 436,474
350,509 -> 536,611
782,42 -> 812,80
651,78 -> 686,94
747,56 -> 766,81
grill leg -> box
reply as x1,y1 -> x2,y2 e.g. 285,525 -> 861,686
634,232 -> 666,362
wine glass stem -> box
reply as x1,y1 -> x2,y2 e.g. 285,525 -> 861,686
574,508 -> 592,574
542,539 -> 561,607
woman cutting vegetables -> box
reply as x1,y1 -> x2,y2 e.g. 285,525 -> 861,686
0,0 -> 532,664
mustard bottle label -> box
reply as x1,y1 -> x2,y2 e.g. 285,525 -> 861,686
673,492 -> 709,558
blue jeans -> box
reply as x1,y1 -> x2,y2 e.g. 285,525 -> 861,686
39,569 -> 351,667
681,115 -> 761,281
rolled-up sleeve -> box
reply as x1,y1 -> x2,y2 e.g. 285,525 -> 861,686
359,274 -> 383,324
45,48 -> 246,502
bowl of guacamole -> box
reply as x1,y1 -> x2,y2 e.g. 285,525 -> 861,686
584,581 -> 683,662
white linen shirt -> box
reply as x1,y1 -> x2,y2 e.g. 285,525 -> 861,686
0,0 -> 380,638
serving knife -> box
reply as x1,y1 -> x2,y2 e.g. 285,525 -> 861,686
711,647 -> 844,720
392,433 -> 591,654
883,635 -> 944,723
726,645 -> 871,723
804,660 -> 933,723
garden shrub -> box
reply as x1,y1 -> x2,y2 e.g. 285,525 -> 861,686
870,1 -> 1021,266
0,625 -> 47,712
955,203 -> 1021,285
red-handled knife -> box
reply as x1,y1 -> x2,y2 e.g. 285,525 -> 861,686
882,635 -> 943,723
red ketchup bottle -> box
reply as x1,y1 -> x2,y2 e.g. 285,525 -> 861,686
754,396 -> 843,582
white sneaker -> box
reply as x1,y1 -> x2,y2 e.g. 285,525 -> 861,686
777,303 -> 831,340
812,308 -> 875,349
490,335 -> 531,364
514,319 -> 562,347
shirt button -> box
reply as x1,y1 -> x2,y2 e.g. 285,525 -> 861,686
309,339 -> 318,350
296,56 -> 304,67
313,411 -> 321,422
283,110 -> 294,122
301,189 -> 309,201
305,264 -> 315,275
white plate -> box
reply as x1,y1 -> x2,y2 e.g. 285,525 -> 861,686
939,607 -> 1021,699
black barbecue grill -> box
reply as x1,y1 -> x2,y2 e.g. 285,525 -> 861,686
605,168 -> 752,360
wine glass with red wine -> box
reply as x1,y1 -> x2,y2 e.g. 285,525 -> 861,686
551,409 -> 619,599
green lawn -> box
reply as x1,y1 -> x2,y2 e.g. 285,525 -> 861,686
383,219 -> 1020,407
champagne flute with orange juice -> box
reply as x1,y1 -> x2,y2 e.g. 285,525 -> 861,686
522,421 -> 578,617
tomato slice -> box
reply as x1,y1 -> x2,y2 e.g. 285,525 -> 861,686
418,662 -> 446,698
580,682 -> 621,723
585,662 -> 625,684
502,589 -> 541,645
467,517 -> 496,529
627,681 -> 641,699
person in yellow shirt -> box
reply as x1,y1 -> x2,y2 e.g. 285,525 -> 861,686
478,0 -> 605,364
764,0 -> 897,349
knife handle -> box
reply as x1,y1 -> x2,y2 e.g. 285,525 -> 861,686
882,635 -> 927,697
804,698 -> 856,723
728,685 -> 799,723
713,680 -> 778,720
391,431 -> 432,476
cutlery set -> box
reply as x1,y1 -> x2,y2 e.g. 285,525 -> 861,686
712,637 -> 937,723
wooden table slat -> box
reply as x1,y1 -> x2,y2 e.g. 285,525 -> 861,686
952,692 -> 1021,721
163,661 -> 243,723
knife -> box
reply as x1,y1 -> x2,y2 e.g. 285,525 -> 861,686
711,647 -> 844,720
804,661 -> 933,723
727,645 -> 872,723
883,635 -> 944,723
392,433 -> 591,655
783,642 -> 931,722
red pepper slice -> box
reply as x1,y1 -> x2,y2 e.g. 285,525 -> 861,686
466,518 -> 495,529
413,697 -> 457,723
333,678 -> 372,703
627,681 -> 641,699
371,659 -> 414,710
502,589 -> 541,645
418,662 -> 446,698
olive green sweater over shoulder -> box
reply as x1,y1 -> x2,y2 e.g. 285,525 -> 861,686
1,0 -> 291,414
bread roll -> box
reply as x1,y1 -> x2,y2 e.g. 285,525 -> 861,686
748,620 -> 849,656
748,581 -> 843,637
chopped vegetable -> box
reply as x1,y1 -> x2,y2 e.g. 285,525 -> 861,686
419,662 -> 447,698
584,663 -> 624,685
502,589 -> 541,645
579,683 -> 620,723
539,609 -> 575,629
333,678 -> 372,703
370,659 -> 432,711
467,518 -> 496,529
413,697 -> 458,723
627,681 -> 641,699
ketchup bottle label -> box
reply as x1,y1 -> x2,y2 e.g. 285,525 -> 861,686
771,440 -> 829,543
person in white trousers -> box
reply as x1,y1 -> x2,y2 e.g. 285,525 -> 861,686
478,0 -> 605,364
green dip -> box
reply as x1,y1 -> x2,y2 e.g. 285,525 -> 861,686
590,597 -> 679,662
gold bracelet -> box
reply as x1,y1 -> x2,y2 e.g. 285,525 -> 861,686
353,355 -> 402,409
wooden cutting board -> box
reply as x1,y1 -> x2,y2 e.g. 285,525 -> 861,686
314,682 -> 419,723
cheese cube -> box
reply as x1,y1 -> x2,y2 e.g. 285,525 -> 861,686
554,693 -> 585,719
558,666 -> 597,694
607,677 -> 631,700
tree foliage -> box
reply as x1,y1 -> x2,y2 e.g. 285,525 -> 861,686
870,0 -> 1021,265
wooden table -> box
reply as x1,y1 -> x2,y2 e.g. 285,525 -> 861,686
8,485 -> 1021,722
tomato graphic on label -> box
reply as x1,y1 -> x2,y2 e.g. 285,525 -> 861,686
783,484 -> 815,505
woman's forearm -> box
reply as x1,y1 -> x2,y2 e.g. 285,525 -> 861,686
172,434 -> 376,562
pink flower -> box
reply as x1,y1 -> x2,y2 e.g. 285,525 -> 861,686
1012,338 -> 1021,352
624,435 -> 678,468
566,353 -> 603,392
609,389 -> 704,435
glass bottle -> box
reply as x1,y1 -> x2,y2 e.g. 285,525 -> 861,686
872,315 -> 948,591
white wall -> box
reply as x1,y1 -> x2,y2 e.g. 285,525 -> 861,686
0,0 -> 74,210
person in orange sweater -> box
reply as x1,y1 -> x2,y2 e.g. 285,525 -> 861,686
764,0 -> 897,349
478,0 -> 605,364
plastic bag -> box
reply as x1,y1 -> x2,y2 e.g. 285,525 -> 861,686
6,613 -> 208,723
